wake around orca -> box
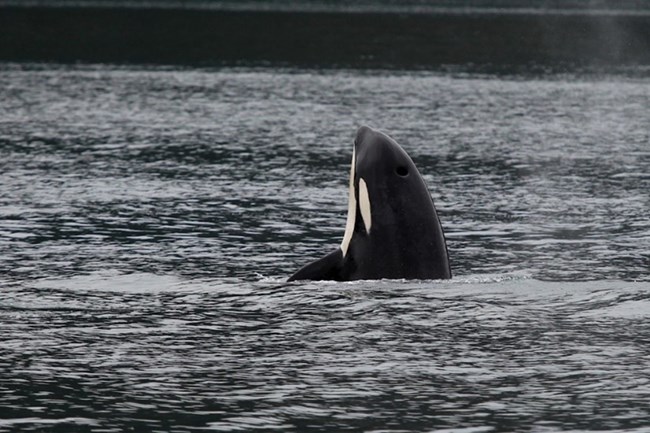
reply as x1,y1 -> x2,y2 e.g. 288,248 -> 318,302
289,126 -> 451,281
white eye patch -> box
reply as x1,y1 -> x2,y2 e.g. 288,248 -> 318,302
358,178 -> 372,234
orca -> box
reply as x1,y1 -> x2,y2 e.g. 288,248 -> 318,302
289,126 -> 451,281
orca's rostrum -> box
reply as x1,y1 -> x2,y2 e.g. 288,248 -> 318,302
289,126 -> 451,281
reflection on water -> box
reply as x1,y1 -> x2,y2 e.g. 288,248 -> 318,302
0,64 -> 649,432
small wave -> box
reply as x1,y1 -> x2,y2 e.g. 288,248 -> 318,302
32,270 -> 184,293
269,271 -> 532,287
575,299 -> 650,319
611,172 -> 650,179
446,271 -> 533,284
0,417 -> 99,428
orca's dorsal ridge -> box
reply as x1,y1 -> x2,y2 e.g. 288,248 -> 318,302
288,125 -> 451,281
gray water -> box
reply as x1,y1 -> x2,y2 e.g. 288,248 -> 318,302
1,63 -> 649,432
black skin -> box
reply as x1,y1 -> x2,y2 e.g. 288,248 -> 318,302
289,126 -> 451,281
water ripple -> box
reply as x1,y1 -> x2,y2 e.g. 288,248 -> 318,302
1,64 -> 650,432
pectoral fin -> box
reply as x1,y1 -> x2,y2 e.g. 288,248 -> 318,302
287,249 -> 343,281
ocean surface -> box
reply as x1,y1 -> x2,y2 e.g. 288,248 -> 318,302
1,63 -> 649,432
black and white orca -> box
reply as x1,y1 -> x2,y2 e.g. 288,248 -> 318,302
289,126 -> 451,281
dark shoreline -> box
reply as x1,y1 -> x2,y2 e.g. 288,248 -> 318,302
1,6 -> 649,69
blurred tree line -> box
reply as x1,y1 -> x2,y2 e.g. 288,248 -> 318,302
2,0 -> 649,10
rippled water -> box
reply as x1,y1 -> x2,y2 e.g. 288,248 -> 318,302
1,64 -> 649,431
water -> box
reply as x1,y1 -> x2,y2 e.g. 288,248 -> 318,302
1,63 -> 649,431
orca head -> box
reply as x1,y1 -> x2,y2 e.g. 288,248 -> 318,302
339,125 -> 451,280
341,126 -> 431,252
288,125 -> 451,281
